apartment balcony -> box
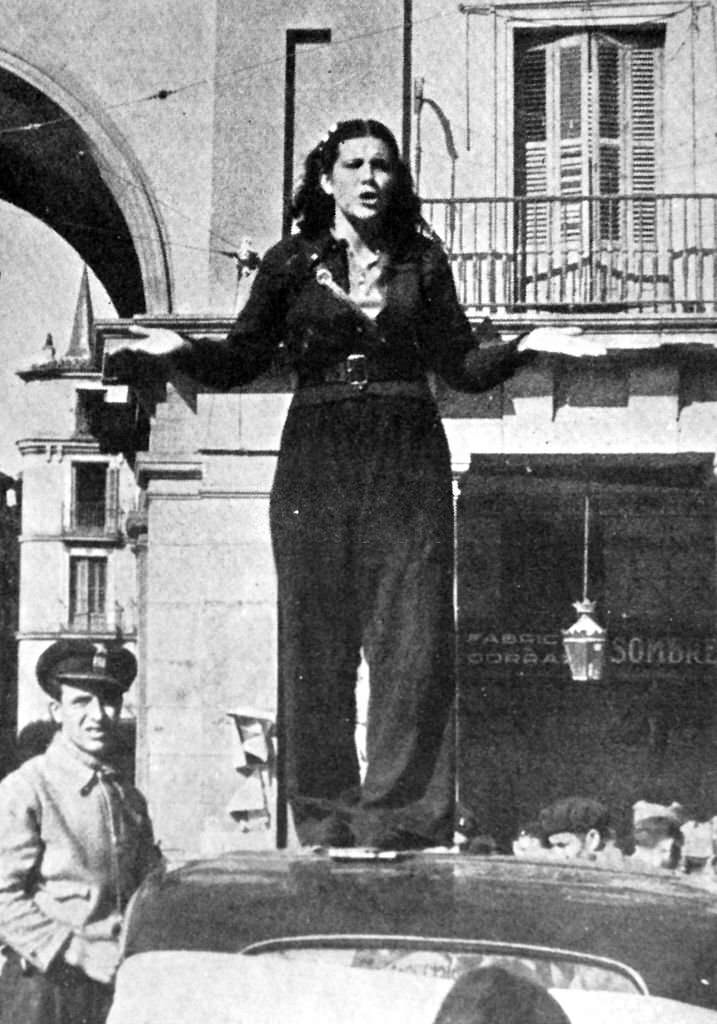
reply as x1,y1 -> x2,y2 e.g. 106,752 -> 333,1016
65,611 -> 109,634
62,602 -> 135,637
423,193 -> 717,319
62,500 -> 123,541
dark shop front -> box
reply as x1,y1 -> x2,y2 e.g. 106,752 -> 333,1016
456,454 -> 717,849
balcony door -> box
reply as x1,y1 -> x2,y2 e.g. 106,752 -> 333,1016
71,462 -> 119,534
514,28 -> 663,308
69,556 -> 107,633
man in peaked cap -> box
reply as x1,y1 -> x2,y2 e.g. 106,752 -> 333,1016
0,640 -> 161,1024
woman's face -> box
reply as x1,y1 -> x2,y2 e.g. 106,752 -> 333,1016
320,135 -> 395,226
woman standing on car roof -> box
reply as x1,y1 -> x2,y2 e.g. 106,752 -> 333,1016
106,118 -> 599,851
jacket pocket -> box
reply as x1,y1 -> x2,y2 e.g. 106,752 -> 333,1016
43,880 -> 91,901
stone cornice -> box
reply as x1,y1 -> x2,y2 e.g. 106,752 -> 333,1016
16,365 -> 98,383
459,0 -> 686,17
16,629 -> 138,642
97,312 -> 717,362
134,454 -> 203,487
16,438 -> 101,456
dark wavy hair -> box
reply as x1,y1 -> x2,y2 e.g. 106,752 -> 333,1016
291,118 -> 423,253
433,967 -> 571,1024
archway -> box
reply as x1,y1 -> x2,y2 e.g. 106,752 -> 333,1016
0,58 -> 172,315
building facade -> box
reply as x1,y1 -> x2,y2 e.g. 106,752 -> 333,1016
5,0 -> 717,855
15,271 -> 140,756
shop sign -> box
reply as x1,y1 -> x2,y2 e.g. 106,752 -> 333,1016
465,632 -> 566,668
464,631 -> 717,669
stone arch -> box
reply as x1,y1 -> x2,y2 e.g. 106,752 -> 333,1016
0,51 -> 173,315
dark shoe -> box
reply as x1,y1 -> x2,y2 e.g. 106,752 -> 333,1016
355,825 -> 433,851
298,815 -> 354,848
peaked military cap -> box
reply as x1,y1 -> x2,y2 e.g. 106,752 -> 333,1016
36,639 -> 136,698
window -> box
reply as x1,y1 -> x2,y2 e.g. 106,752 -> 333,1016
514,27 -> 663,305
74,391 -> 104,437
515,28 -> 662,229
69,556 -> 107,631
71,462 -> 119,533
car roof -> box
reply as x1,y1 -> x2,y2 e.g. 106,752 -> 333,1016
123,850 -> 717,1010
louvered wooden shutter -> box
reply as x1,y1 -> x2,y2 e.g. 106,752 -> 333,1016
594,36 -> 621,240
70,558 -> 89,618
89,559 -> 106,616
106,465 -> 119,531
558,43 -> 586,242
628,44 -> 658,246
516,46 -> 547,246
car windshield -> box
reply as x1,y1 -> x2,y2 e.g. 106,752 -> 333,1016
241,935 -> 646,995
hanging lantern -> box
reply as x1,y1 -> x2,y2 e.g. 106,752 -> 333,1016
562,495 -> 607,682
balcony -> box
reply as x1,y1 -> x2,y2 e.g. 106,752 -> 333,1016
63,500 -> 122,539
423,193 -> 717,317
66,611 -> 108,633
63,602 -> 136,637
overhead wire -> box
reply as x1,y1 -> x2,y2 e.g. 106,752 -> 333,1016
3,0 -> 716,263
0,6 -> 452,139
0,4 -> 453,263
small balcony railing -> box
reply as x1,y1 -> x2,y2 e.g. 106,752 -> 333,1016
422,193 -> 717,315
66,611 -> 108,633
64,501 -> 122,537
64,602 -> 134,636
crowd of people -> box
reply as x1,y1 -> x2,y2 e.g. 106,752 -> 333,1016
456,793 -> 717,884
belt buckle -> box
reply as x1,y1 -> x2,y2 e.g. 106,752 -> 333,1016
345,353 -> 368,391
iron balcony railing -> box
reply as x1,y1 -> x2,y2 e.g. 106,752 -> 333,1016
66,611 -> 108,633
65,603 -> 133,635
422,193 -> 717,315
64,500 -> 122,536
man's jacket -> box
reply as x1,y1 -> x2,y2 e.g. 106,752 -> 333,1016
0,733 -> 159,972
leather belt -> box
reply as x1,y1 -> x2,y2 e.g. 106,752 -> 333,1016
292,379 -> 430,407
297,353 -> 424,391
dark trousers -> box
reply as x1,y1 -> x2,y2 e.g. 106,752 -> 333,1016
270,394 -> 456,846
0,950 -> 113,1024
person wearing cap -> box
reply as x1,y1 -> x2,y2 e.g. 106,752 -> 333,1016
537,796 -> 621,865
628,800 -> 685,873
0,639 -> 161,1024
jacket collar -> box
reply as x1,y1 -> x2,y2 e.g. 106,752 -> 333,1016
46,732 -> 120,793
299,228 -> 429,264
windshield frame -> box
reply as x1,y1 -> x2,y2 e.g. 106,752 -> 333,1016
240,933 -> 649,995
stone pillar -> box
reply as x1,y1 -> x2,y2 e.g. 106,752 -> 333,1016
135,386 -> 289,859
126,503 -> 149,794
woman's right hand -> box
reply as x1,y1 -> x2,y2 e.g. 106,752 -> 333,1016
104,327 -> 189,382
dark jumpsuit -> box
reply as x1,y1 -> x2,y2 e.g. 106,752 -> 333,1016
175,230 -> 527,847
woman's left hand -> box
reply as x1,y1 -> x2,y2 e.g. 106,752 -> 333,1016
517,326 -> 607,357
